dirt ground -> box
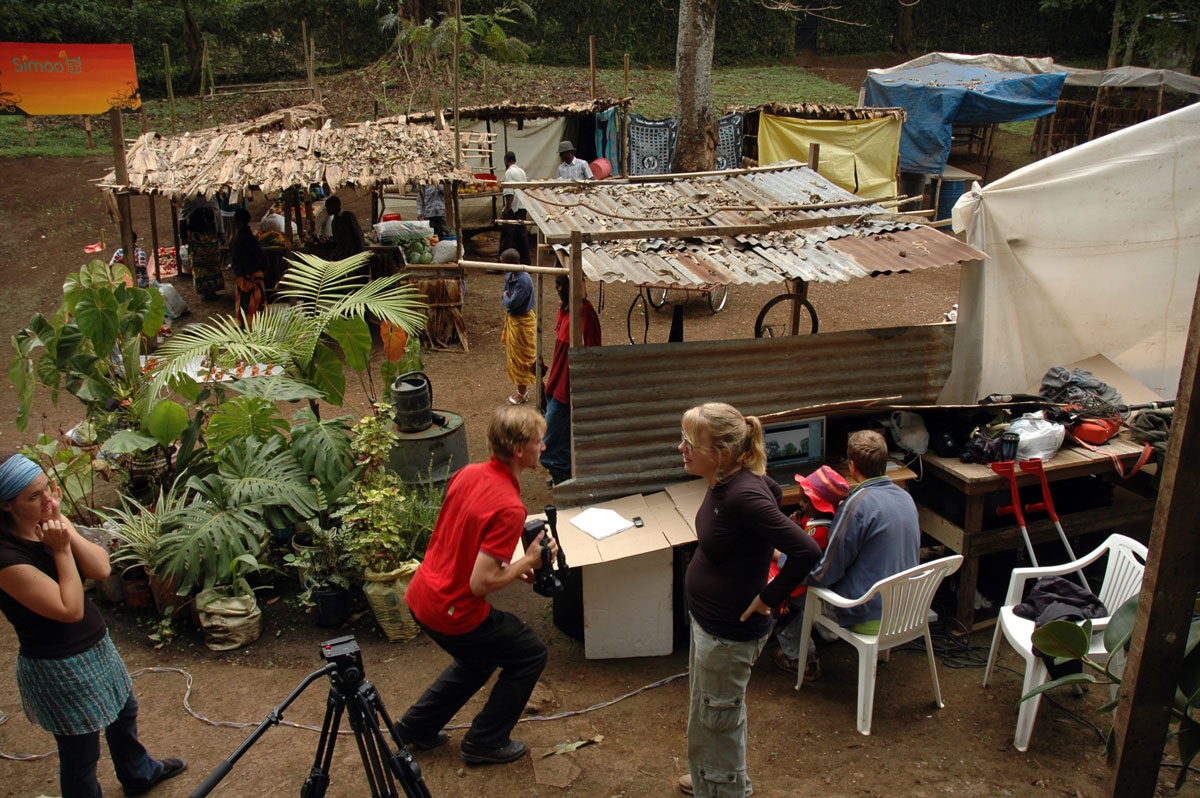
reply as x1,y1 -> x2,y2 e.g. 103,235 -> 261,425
0,72 -> 1185,797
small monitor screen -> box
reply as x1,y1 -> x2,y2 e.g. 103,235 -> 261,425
764,417 -> 825,469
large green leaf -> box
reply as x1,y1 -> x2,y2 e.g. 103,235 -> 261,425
309,344 -> 346,406
100,430 -> 159,455
228,374 -> 325,402
289,409 -> 356,492
216,436 -> 317,519
206,396 -> 288,450
1031,619 -> 1093,660
147,399 -> 190,448
10,355 -> 34,431
153,491 -> 267,595
1019,672 -> 1097,704
327,315 -> 372,371
1103,595 -> 1139,655
53,324 -> 84,368
74,286 -> 120,357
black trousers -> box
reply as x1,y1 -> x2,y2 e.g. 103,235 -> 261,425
499,208 -> 530,265
400,607 -> 547,748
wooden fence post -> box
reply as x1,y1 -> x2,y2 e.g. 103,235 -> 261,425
162,43 -> 177,135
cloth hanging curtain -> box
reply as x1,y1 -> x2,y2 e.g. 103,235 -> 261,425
628,114 -> 678,176
758,113 -> 901,199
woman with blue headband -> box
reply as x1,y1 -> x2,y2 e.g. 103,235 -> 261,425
0,453 -> 185,798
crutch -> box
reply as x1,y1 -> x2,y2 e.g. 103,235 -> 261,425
990,460 -> 1038,567
1018,458 -> 1091,591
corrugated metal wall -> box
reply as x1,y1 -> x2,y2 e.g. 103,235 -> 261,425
556,323 -> 955,505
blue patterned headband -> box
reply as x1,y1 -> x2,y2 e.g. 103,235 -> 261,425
0,455 -> 43,501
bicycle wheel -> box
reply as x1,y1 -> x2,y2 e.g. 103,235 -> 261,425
754,294 -> 819,338
707,284 -> 729,314
647,286 -> 669,309
627,290 -> 650,344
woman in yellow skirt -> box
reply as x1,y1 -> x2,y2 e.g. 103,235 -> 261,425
499,249 -> 537,405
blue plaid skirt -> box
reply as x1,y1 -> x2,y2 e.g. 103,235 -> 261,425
16,631 -> 132,736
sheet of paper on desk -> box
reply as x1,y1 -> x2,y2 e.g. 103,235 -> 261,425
570,508 -> 634,540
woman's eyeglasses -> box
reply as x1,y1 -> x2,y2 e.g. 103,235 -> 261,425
680,432 -> 710,454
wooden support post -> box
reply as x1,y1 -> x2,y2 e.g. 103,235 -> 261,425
534,230 -> 545,409
283,189 -> 294,246
1106,268 -> 1200,797
431,88 -> 443,130
453,0 -> 461,169
589,36 -> 597,99
140,108 -> 161,281
309,37 -> 321,103
162,43 -> 177,135
1088,86 -> 1103,141
198,40 -> 207,125
807,142 -> 820,172
82,115 -> 94,149
483,57 -> 489,106
108,107 -> 136,283
169,198 -> 181,274
569,230 -> 583,348
623,53 -> 631,177
24,116 -> 34,147
339,17 -> 345,69
206,47 -> 219,126
1157,85 -> 1165,116
451,184 -> 462,262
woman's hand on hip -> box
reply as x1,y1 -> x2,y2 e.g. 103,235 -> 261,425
740,595 -> 772,622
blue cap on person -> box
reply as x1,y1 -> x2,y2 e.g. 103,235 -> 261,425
0,455 -> 42,501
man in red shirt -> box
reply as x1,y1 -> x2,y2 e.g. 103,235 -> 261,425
398,405 -> 557,765
541,274 -> 602,484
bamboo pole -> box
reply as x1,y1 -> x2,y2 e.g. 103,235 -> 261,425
310,37 -> 321,103
206,47 -> 219,126
169,198 -> 181,276
109,108 -> 136,282
501,161 -> 810,188
162,42 -> 177,135
24,115 -> 33,147
483,58 -> 489,105
1157,84 -> 1165,116
140,107 -> 161,282
542,212 -> 880,245
589,36 -> 597,99
83,115 -> 94,149
1087,86 -> 1103,141
453,0 -> 461,169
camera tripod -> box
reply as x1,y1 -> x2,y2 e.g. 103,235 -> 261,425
190,636 -> 432,798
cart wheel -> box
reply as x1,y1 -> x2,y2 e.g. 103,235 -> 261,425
754,294 -> 819,338
707,284 -> 729,314
627,290 -> 650,345
647,287 -> 669,309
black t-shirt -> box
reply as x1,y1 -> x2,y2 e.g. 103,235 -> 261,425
685,469 -> 821,641
0,535 -> 106,659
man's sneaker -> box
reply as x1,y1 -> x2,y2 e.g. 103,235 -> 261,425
460,738 -> 527,765
123,758 -> 187,796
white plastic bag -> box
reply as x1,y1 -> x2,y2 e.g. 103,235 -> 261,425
154,282 -> 189,319
431,239 -> 458,264
1009,411 -> 1066,461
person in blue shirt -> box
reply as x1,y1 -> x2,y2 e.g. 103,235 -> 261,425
805,430 -> 920,633
499,249 -> 536,405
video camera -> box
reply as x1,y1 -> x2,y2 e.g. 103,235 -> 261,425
521,504 -> 570,598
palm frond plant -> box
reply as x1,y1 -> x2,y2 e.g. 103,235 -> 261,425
148,252 -> 427,416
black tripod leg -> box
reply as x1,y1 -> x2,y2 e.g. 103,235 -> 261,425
352,681 -> 432,798
300,688 -> 346,798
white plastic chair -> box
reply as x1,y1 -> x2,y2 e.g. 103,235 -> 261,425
794,555 -> 963,735
982,533 -> 1147,751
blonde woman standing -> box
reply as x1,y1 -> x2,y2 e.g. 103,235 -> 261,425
677,403 -> 820,797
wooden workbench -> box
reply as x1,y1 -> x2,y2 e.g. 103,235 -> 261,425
916,439 -> 1155,631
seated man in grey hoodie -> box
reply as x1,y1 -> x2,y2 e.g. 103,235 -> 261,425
805,430 -> 919,633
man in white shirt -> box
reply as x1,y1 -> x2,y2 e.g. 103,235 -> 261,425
501,151 -> 530,264
554,141 -> 593,181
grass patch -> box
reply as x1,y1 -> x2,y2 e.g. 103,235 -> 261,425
999,119 -> 1036,136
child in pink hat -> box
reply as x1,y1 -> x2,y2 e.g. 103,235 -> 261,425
769,464 -> 850,679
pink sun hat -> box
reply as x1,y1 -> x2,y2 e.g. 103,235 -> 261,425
795,465 -> 850,514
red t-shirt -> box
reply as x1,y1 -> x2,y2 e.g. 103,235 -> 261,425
544,300 -> 601,404
405,458 -> 527,635
768,515 -> 831,600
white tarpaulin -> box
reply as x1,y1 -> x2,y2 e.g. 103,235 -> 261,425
867,52 -> 1200,96
470,117 -> 569,180
941,101 -> 1200,403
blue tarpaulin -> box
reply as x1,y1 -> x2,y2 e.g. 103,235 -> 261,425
863,63 -> 1066,174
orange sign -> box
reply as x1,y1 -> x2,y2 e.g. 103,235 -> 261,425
0,42 -> 139,116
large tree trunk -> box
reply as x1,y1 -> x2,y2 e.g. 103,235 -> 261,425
674,0 -> 719,173
1107,0 -> 1125,69
892,1 -> 914,54
181,0 -> 203,93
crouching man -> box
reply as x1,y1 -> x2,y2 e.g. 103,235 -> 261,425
397,404 -> 556,765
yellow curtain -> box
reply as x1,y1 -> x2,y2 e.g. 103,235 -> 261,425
757,114 -> 901,199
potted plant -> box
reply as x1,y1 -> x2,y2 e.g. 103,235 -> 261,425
283,521 -> 362,627
99,489 -> 187,613
193,554 -> 269,651
338,403 -> 443,642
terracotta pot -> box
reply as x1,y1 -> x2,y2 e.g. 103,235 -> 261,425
122,568 -> 151,609
149,572 -> 189,619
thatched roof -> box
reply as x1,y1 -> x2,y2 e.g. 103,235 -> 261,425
99,109 -> 474,200
729,102 -> 907,121
403,98 -> 631,124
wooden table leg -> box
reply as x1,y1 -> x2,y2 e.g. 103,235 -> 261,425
955,494 -> 986,632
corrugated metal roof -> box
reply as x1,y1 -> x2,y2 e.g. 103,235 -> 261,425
555,323 -> 956,505
521,163 -> 985,289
